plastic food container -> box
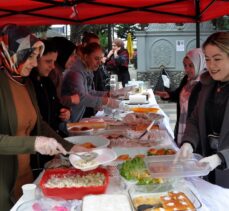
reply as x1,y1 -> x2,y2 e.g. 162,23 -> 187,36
67,126 -> 94,136
82,194 -> 132,211
64,135 -> 110,148
16,198 -> 81,211
144,154 -> 211,178
128,182 -> 202,211
39,168 -> 109,200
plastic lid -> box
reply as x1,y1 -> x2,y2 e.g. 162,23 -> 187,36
144,155 -> 211,178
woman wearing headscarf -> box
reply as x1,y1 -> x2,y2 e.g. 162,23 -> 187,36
0,24 -> 75,210
155,48 -> 206,144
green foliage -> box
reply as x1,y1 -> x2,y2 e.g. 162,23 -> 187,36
98,32 -> 108,50
116,24 -> 148,39
212,16 -> 229,30
70,24 -> 108,45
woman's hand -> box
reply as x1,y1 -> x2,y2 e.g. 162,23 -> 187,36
154,91 -> 170,99
35,137 -> 67,155
59,108 -> 70,121
107,50 -> 114,59
71,94 -> 80,104
199,154 -> 222,171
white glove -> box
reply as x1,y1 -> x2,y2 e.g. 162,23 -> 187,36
106,98 -> 121,109
35,136 -> 67,156
199,154 -> 222,171
174,143 -> 193,163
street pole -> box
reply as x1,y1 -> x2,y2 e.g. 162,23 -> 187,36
108,24 -> 112,51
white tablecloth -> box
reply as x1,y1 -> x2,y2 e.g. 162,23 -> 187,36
11,90 -> 229,210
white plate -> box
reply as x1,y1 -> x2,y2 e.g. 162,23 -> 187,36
69,148 -> 117,171
64,135 -> 110,148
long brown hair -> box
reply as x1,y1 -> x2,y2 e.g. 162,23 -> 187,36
202,32 -> 229,56
81,42 -> 102,57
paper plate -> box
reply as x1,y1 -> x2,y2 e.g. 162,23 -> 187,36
69,148 -> 117,171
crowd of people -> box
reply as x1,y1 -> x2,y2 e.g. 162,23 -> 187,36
1,22 -> 229,210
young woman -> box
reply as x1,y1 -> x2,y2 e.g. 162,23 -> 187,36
0,24 -> 74,210
30,39 -> 72,177
178,32 -> 229,188
155,48 -> 206,144
49,36 -> 80,106
62,42 -> 119,122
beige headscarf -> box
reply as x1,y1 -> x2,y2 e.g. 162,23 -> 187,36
185,48 -> 206,79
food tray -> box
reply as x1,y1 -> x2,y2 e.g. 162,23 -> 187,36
144,155 -> 211,178
67,126 -> 93,136
82,194 -> 132,211
39,168 -> 109,200
112,147 -> 148,158
128,182 -> 202,211
64,135 -> 110,148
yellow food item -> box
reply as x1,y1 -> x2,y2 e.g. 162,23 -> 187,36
130,107 -> 159,113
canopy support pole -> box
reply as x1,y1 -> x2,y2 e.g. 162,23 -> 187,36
195,0 -> 200,48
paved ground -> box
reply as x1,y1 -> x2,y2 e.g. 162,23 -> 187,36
158,102 -> 177,131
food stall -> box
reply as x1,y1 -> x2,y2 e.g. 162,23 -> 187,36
11,89 -> 229,211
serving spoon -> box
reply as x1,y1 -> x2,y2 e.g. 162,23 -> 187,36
65,151 -> 98,162
138,120 -> 155,139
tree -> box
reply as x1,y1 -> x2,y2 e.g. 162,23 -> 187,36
212,16 -> 229,30
116,24 -> 148,39
70,24 -> 108,45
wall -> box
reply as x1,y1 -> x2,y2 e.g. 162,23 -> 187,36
135,22 -> 215,90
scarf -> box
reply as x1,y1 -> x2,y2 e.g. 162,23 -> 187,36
177,48 -> 206,144
0,24 -> 44,76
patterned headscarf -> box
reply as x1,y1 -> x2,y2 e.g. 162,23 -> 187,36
0,24 -> 44,75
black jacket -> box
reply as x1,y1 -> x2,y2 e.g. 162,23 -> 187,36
164,75 -> 202,144
30,69 -> 67,137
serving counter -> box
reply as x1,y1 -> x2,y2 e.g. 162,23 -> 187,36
11,90 -> 229,211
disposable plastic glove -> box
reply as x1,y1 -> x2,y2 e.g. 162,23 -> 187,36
174,143 -> 193,163
199,154 -> 222,171
35,136 -> 67,156
106,98 -> 121,109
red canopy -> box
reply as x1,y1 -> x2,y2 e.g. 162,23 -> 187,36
0,0 -> 228,26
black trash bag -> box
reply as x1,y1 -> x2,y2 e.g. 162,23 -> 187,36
154,66 -> 171,92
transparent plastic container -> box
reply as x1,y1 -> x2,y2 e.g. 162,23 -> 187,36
144,154 -> 211,178
128,182 -> 202,211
